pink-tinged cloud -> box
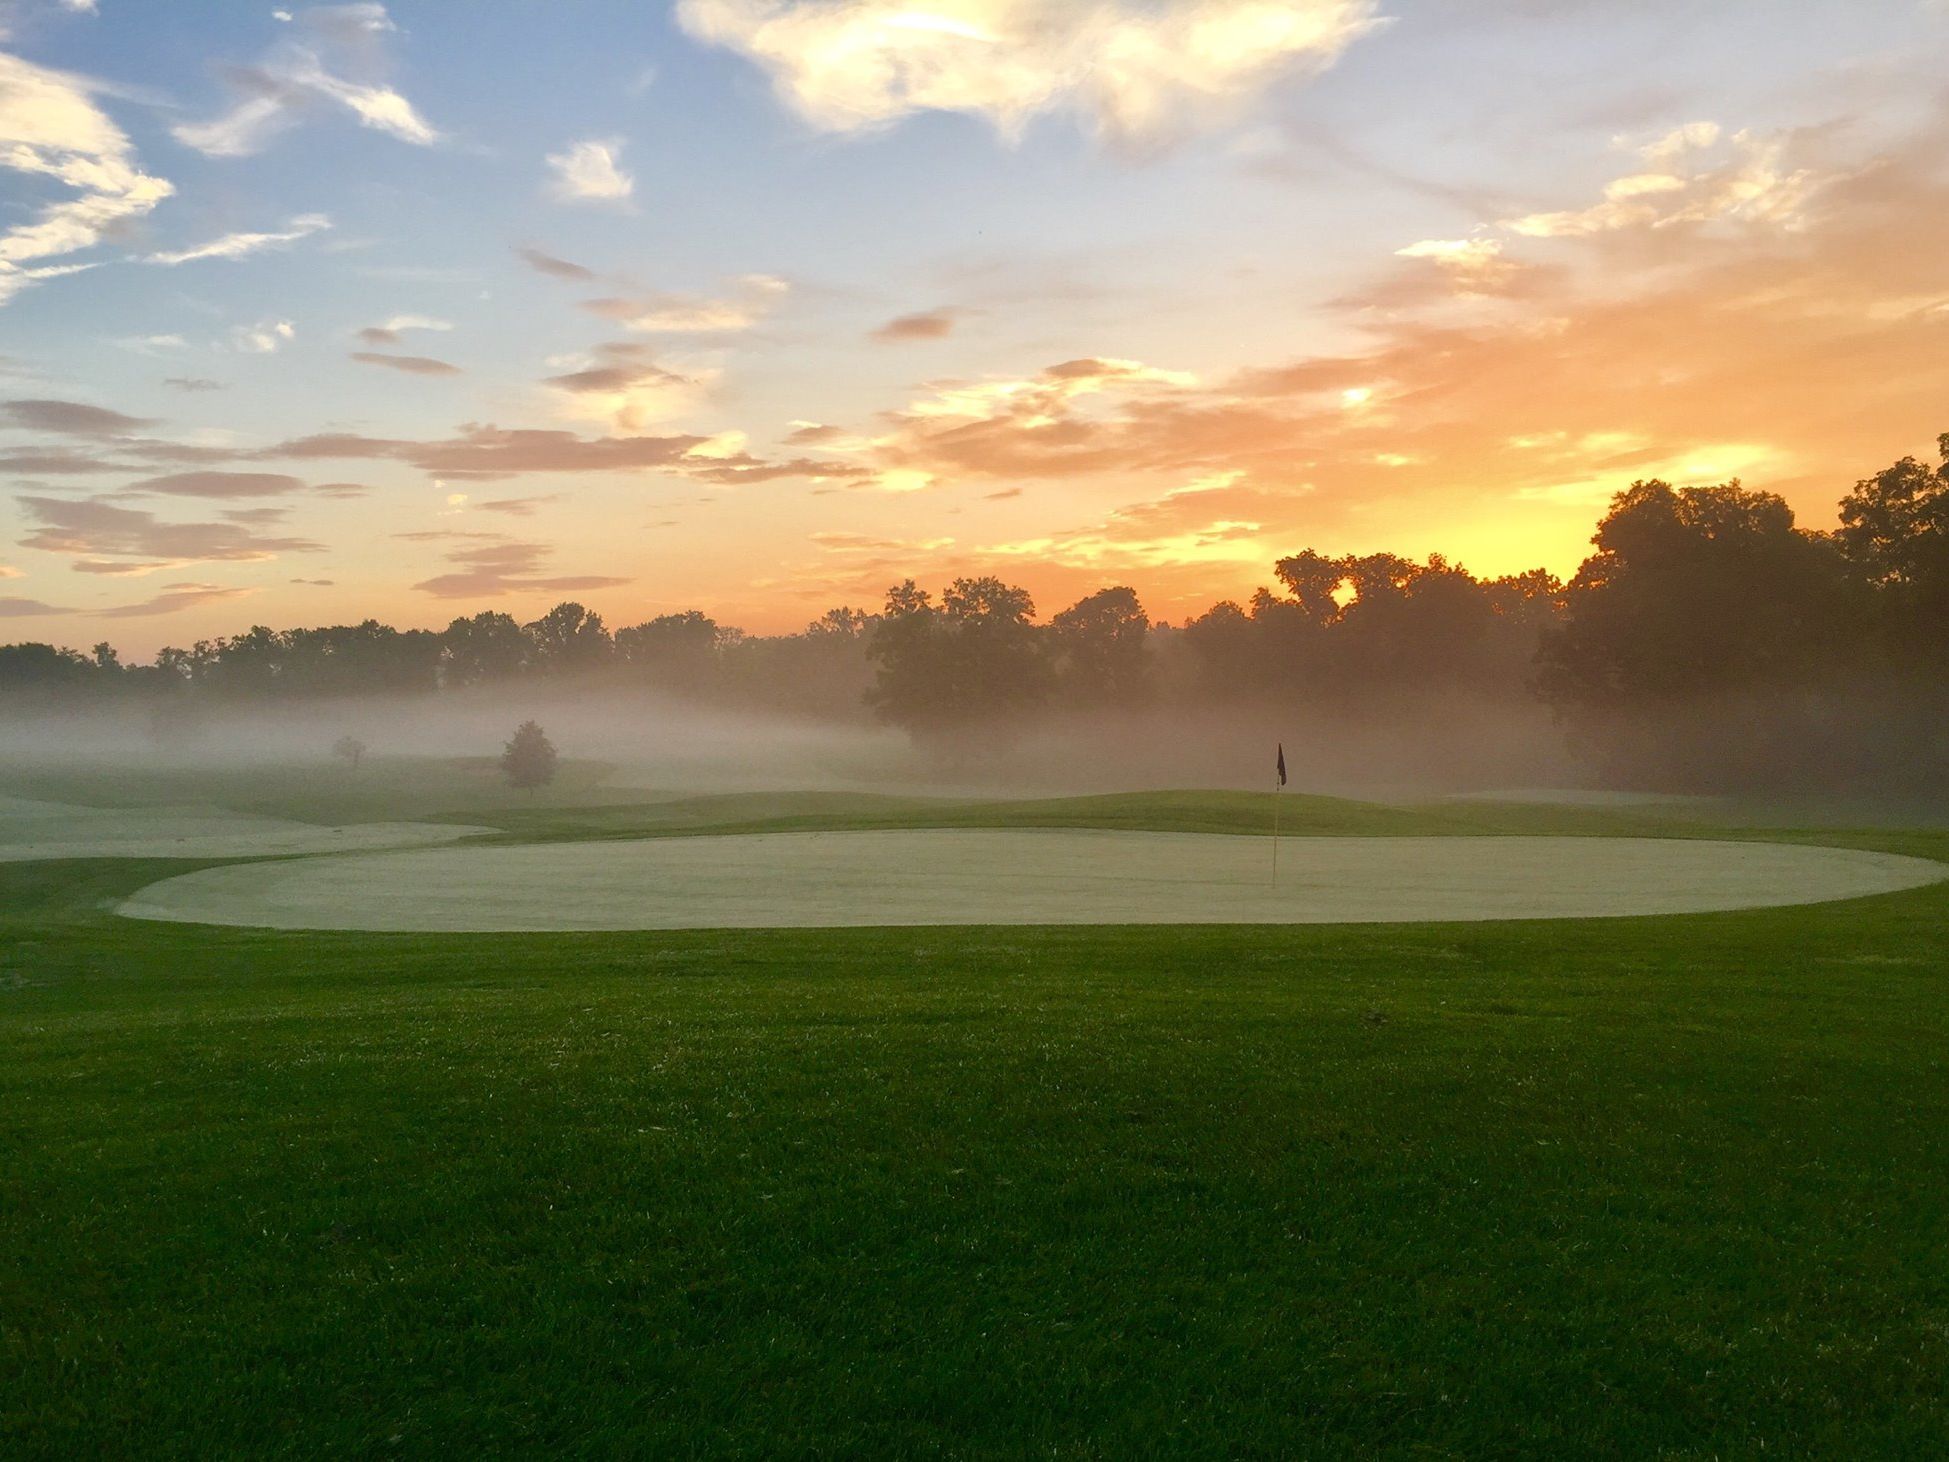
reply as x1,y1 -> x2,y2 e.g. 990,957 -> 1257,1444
871,308 -> 959,343
517,246 -> 597,281
408,536 -> 631,598
349,351 -> 462,376
1,399 -> 156,435
17,496 -> 324,564
98,582 -> 254,618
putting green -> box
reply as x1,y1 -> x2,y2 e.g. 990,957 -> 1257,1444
115,829 -> 1947,931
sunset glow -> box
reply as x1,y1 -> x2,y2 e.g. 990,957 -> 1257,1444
2,0 -> 1945,651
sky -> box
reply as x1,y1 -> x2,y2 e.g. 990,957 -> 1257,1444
1,0 -> 1946,654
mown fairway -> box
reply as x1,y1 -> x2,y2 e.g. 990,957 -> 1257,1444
4,779 -> 1947,1456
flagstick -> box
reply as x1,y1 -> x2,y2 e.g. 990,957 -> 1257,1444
1271,775 -> 1280,887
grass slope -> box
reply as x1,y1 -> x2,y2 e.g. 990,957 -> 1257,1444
3,784 -> 1947,1456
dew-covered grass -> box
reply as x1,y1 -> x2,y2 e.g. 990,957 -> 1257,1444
3,783 -> 1947,1455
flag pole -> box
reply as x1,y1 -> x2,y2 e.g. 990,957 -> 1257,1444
1272,741 -> 1285,887
1271,772 -> 1280,886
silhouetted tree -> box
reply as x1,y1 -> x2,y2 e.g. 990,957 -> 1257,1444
500,720 -> 558,790
441,611 -> 529,685
332,736 -> 367,771
1050,586 -> 1151,706
940,576 -> 1048,716
616,611 -> 723,691
714,605 -> 877,716
867,576 -> 1049,740
523,602 -> 612,675
1837,433 -> 1949,665
864,581 -> 943,732
1178,551 -> 1555,710
1178,600 -> 1261,699
1272,550 -> 1347,625
1538,479 -> 1855,708
806,606 -> 873,640
0,642 -> 96,690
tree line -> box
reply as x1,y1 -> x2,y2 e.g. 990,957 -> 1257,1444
5,434 -> 1945,789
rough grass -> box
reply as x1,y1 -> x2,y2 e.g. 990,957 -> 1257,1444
3,780 -> 1947,1456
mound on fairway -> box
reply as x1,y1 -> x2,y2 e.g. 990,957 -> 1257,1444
116,829 -> 1946,930
0,794 -> 490,863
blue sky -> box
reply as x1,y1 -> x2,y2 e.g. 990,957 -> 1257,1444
2,0 -> 1946,651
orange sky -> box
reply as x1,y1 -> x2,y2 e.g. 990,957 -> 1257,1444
2,2 -> 1947,652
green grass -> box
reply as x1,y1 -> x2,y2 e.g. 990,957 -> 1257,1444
3,779 -> 1948,1456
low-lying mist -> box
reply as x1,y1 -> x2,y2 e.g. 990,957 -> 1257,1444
1,686 -> 1578,803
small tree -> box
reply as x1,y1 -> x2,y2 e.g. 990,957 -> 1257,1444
332,735 -> 368,772
500,720 -> 558,791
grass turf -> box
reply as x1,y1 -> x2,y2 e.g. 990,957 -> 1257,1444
3,780 -> 1947,1456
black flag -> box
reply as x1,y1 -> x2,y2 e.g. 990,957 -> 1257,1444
1276,742 -> 1287,787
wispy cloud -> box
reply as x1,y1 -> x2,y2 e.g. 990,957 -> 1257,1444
1,398 -> 156,435
1391,237 -> 1514,293
173,3 -> 440,157
0,447 -> 121,473
1505,123 -> 1827,238
349,350 -> 460,375
477,495 -> 559,516
231,319 -> 296,353
2,397 -> 155,438
266,419 -> 863,486
408,535 -> 630,599
355,313 -> 451,345
17,495 -> 323,566
145,212 -> 331,265
582,274 -> 788,333
871,307 -> 960,343
115,333 -> 189,355
98,581 -> 254,618
120,470 -> 313,498
0,595 -> 68,617
516,246 -> 597,282
0,51 -> 173,306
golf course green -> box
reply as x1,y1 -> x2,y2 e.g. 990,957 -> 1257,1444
4,766 -> 1947,1456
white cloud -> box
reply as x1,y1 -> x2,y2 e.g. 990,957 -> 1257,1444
146,212 -> 331,265
173,4 -> 439,157
1395,236 -> 1502,270
1392,235 -> 1517,296
0,50 -> 174,305
1506,123 -> 1825,237
231,318 -> 296,353
546,137 -> 634,204
674,0 -> 1381,148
